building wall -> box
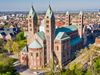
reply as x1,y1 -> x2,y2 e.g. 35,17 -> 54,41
27,14 -> 38,44
44,16 -> 55,64
95,38 -> 100,44
65,14 -> 70,25
54,40 -> 62,68
54,39 -> 71,69
28,48 -> 44,69
20,52 -> 28,66
61,40 -> 71,66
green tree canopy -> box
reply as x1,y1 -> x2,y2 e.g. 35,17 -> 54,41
4,40 -> 13,53
12,42 -> 20,54
16,32 -> 25,41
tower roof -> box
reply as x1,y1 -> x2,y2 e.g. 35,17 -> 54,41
28,39 -> 42,49
45,5 -> 54,18
28,5 -> 36,17
35,31 -> 46,41
79,11 -> 83,15
66,11 -> 69,15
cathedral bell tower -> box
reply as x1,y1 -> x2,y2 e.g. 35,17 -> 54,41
78,11 -> 84,38
65,11 -> 70,25
44,5 -> 55,64
27,6 -> 38,44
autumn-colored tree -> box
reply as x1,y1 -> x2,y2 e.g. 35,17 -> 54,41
12,42 -> 20,55
4,40 -> 13,53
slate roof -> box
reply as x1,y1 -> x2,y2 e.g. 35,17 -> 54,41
55,32 -> 70,40
28,39 -> 42,49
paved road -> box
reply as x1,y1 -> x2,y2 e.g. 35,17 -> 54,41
20,69 -> 34,75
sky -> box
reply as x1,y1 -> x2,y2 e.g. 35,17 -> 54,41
0,0 -> 100,11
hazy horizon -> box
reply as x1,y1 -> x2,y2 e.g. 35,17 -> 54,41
0,0 -> 100,11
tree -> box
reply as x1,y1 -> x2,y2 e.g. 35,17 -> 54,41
85,67 -> 93,75
0,54 -> 19,75
4,40 -> 13,53
16,32 -> 25,41
12,42 -> 20,55
0,39 -> 5,52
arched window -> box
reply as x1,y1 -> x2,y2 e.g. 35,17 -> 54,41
30,53 -> 33,56
46,20 -> 49,23
36,53 -> 38,57
56,46 -> 59,51
46,25 -> 49,28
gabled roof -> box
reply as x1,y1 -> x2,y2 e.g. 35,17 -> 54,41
55,32 -> 70,41
28,39 -> 42,49
28,5 -> 37,17
35,31 -> 46,41
45,5 -> 54,18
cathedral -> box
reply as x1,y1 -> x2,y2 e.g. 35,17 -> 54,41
19,5 -> 83,70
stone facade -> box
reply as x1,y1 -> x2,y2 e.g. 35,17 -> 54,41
20,5 -> 83,70
27,6 -> 38,44
44,5 -> 55,63
65,12 -> 70,25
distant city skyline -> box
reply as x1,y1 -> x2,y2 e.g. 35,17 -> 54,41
0,0 -> 100,11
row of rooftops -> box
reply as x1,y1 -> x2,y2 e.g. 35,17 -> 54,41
0,27 -> 19,39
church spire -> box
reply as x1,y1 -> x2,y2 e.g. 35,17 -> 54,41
66,11 -> 69,15
28,5 -> 36,17
44,5 -> 55,64
79,11 -> 83,15
65,11 -> 70,25
45,5 -> 54,18
27,5 -> 38,44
